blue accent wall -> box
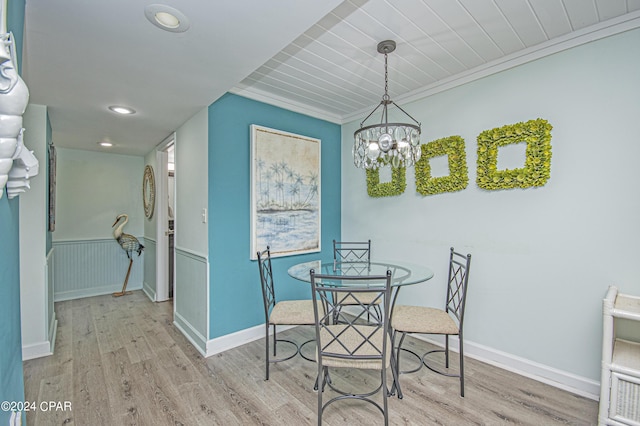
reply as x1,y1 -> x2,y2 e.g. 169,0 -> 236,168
208,94 -> 341,338
0,198 -> 24,424
0,1 -> 26,424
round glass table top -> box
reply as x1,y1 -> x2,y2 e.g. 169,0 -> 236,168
287,260 -> 434,287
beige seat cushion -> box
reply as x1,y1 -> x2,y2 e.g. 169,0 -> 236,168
392,305 -> 459,335
317,324 -> 391,369
337,291 -> 381,306
270,300 -> 317,325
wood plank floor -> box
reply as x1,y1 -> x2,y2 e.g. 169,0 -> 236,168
23,291 -> 599,425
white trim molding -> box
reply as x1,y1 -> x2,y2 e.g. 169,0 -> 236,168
205,324 -> 296,358
410,334 -> 600,400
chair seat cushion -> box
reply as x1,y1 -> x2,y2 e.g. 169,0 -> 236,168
317,324 -> 391,369
392,305 -> 459,335
270,299 -> 317,325
337,291 -> 381,306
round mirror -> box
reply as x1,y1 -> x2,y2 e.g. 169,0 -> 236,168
143,165 -> 156,219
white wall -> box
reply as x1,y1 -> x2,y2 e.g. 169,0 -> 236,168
341,28 -> 640,395
19,104 -> 52,359
53,148 -> 145,299
55,148 -> 144,240
173,108 -> 209,353
175,108 -> 208,255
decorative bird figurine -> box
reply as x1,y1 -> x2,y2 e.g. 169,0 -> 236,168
112,213 -> 144,297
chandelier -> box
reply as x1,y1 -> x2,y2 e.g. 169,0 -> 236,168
353,40 -> 421,169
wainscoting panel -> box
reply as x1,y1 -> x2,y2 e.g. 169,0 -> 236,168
174,247 -> 208,354
143,238 -> 157,301
46,248 -> 56,353
53,239 -> 144,301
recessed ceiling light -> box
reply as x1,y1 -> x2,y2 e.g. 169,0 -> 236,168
108,105 -> 136,115
98,141 -> 114,147
155,12 -> 180,29
144,4 -> 190,33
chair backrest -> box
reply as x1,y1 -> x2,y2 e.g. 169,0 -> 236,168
310,269 -> 391,362
333,240 -> 371,269
445,247 -> 472,328
257,246 -> 276,321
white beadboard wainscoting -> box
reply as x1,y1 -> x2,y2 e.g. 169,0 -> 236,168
22,248 -> 58,360
53,239 -> 144,301
46,248 -> 56,353
142,237 -> 157,301
173,247 -> 209,356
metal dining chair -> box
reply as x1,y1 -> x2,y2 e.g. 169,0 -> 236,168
257,246 -> 315,381
332,239 -> 381,322
311,268 -> 394,426
391,247 -> 472,398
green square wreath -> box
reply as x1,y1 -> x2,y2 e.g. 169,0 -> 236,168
366,166 -> 406,197
415,135 -> 468,196
476,118 -> 552,190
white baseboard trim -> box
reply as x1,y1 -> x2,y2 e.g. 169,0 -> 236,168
48,316 -> 58,355
22,340 -> 54,361
410,334 -> 600,400
54,283 -> 143,302
174,311 -> 207,357
23,315 -> 58,361
142,281 -> 156,302
205,323 -> 295,357
201,323 -> 599,399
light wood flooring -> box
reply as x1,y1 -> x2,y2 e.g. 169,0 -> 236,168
23,291 -> 598,425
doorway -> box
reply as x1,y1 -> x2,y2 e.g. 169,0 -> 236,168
167,145 -> 175,298
155,134 -> 175,302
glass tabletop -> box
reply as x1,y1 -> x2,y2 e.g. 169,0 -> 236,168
287,260 -> 434,287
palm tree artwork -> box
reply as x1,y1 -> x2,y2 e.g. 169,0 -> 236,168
252,126 -> 320,257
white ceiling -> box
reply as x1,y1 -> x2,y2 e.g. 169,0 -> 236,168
22,0 -> 640,156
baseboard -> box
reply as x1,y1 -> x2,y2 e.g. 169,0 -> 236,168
201,323 -> 599,399
22,340 -> 53,361
142,281 -> 156,302
174,311 -> 207,357
410,334 -> 600,400
48,316 -> 58,355
205,323 -> 296,358
54,283 -> 143,301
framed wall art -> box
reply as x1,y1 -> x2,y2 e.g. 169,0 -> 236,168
250,125 -> 321,259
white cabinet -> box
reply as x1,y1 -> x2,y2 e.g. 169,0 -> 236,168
599,286 -> 640,425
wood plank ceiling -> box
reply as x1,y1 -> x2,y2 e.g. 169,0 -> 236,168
235,0 -> 640,123
21,0 -> 640,154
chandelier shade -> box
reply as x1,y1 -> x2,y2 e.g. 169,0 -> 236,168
353,40 -> 422,169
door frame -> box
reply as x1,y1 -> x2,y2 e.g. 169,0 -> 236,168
155,134 -> 175,301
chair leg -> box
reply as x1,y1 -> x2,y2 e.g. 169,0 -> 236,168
317,363 -> 324,426
273,324 -> 277,356
445,334 -> 450,369
382,365 -> 389,426
265,324 -> 270,381
459,334 -> 465,397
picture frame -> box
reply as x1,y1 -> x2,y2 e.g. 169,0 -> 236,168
250,125 -> 321,260
48,144 -> 56,232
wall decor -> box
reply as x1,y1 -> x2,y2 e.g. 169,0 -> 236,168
477,118 -> 552,190
415,135 -> 468,196
250,125 -> 320,259
366,165 -> 406,197
0,27 -> 39,199
142,165 -> 155,218
48,144 -> 56,231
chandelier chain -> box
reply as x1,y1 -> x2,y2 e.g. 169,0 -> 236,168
384,52 -> 389,99
352,40 -> 422,169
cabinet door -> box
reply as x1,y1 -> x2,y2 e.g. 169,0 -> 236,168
610,371 -> 640,425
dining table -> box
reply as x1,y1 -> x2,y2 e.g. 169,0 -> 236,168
287,259 -> 434,303
287,259 -> 435,397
